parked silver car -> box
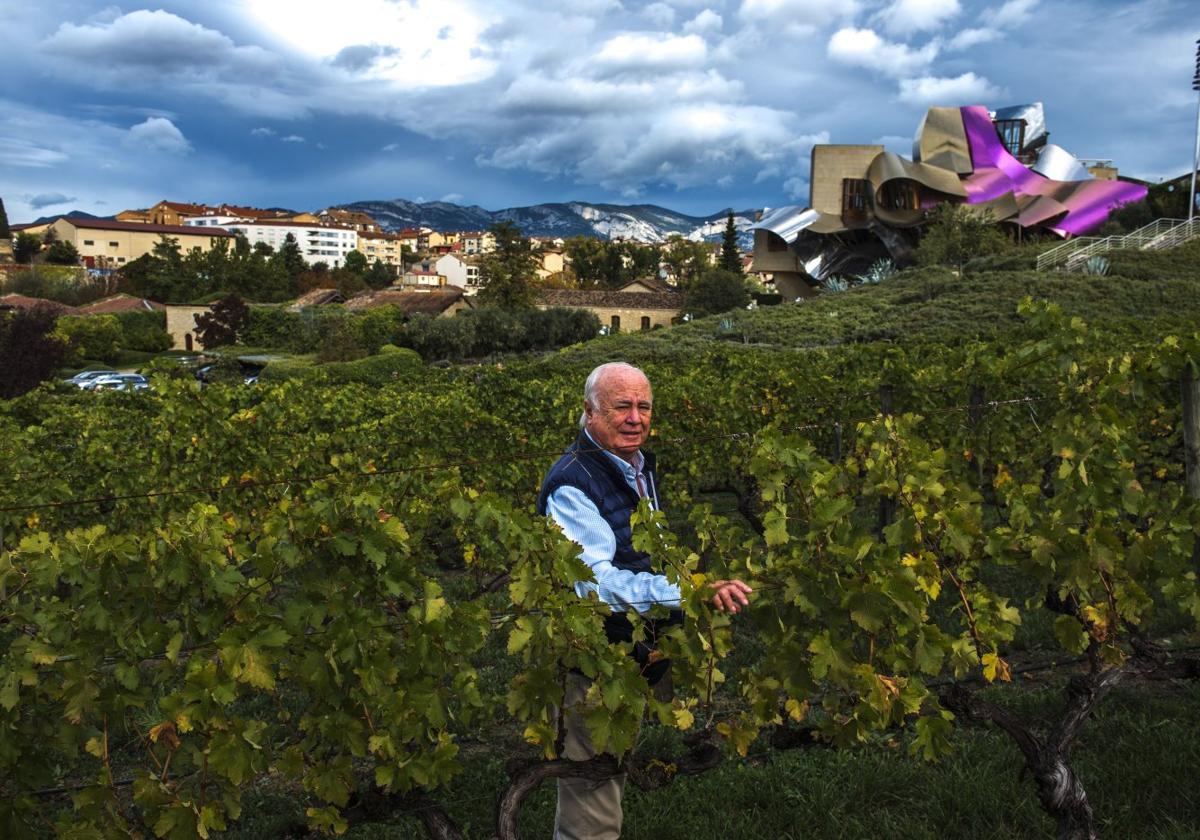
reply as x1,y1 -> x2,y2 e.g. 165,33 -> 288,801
89,373 -> 151,392
64,370 -> 119,388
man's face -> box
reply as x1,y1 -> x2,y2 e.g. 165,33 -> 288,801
585,368 -> 653,463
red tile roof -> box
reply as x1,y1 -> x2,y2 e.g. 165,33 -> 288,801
620,276 -> 676,294
291,288 -> 346,308
0,293 -> 80,315
159,201 -> 213,214
77,294 -> 165,315
59,218 -> 236,237
344,287 -> 468,314
536,289 -> 682,310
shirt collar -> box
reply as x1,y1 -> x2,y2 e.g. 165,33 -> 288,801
583,428 -> 644,479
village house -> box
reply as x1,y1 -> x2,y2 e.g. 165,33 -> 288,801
318,208 -> 381,232
48,217 -> 236,268
344,286 -> 472,317
396,229 -> 422,252
535,248 -> 567,280
536,278 -> 681,331
398,264 -> 446,288
457,231 -> 496,254
434,253 -> 482,293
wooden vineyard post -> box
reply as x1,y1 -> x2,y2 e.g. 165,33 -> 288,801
878,384 -> 894,539
1182,364 -> 1200,571
1182,364 -> 1200,502
968,385 -> 985,488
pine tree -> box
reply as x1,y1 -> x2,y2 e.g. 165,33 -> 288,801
720,210 -> 742,273
0,197 -> 10,240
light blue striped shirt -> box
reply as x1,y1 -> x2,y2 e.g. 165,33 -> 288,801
545,430 -> 681,615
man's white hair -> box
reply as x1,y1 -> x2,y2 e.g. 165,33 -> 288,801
579,361 -> 650,429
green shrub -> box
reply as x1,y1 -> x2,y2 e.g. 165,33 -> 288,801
115,310 -> 172,352
54,314 -> 123,364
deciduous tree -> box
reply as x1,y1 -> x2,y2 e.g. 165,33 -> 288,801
45,240 -> 81,266
0,305 -> 67,397
194,294 -> 250,348
916,204 -> 1010,276
662,235 -> 711,288
343,249 -> 368,275
478,221 -> 538,310
682,268 -> 751,318
13,232 -> 40,264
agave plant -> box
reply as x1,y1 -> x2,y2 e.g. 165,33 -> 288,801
822,276 -> 851,293
1082,255 -> 1110,276
857,258 -> 898,284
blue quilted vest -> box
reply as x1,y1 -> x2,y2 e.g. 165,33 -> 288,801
537,430 -> 680,682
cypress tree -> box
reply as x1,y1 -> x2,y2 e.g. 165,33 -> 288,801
720,210 -> 741,273
0,197 -> 10,240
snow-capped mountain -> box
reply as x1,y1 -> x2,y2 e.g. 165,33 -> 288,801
338,198 -> 761,245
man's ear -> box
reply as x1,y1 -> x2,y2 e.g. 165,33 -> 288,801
583,400 -> 594,420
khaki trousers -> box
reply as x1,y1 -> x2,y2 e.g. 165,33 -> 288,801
553,672 -> 625,840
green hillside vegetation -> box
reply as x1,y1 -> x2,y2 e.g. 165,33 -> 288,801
588,239 -> 1200,356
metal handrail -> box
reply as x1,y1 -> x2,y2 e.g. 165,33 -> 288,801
1038,218 -> 1199,272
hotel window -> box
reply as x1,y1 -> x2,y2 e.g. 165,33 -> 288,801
842,179 -> 871,220
880,180 -> 920,211
994,119 -> 1025,157
84,240 -> 95,245
109,241 -> 119,247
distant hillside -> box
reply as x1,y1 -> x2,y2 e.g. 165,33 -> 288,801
28,210 -> 111,226
337,198 -> 762,245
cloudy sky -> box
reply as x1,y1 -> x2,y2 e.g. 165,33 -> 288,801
2,0 -> 1196,222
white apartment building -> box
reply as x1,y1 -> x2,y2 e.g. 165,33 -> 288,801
182,215 -> 250,228
222,220 -> 359,267
434,253 -> 482,294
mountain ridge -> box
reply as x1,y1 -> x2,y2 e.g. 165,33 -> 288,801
337,198 -> 764,244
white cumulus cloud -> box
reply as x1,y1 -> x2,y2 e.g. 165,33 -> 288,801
876,0 -> 960,36
683,9 -> 724,36
827,27 -> 939,78
594,32 -> 708,74
898,71 -> 1001,105
986,0 -> 1039,28
642,3 -> 676,27
125,117 -> 192,154
739,0 -> 861,26
948,27 -> 999,50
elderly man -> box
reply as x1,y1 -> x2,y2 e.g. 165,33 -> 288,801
537,361 -> 752,840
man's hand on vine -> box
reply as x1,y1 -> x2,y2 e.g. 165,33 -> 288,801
707,580 -> 753,614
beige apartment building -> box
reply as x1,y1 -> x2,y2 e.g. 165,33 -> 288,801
49,217 -> 236,269
358,231 -> 409,273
